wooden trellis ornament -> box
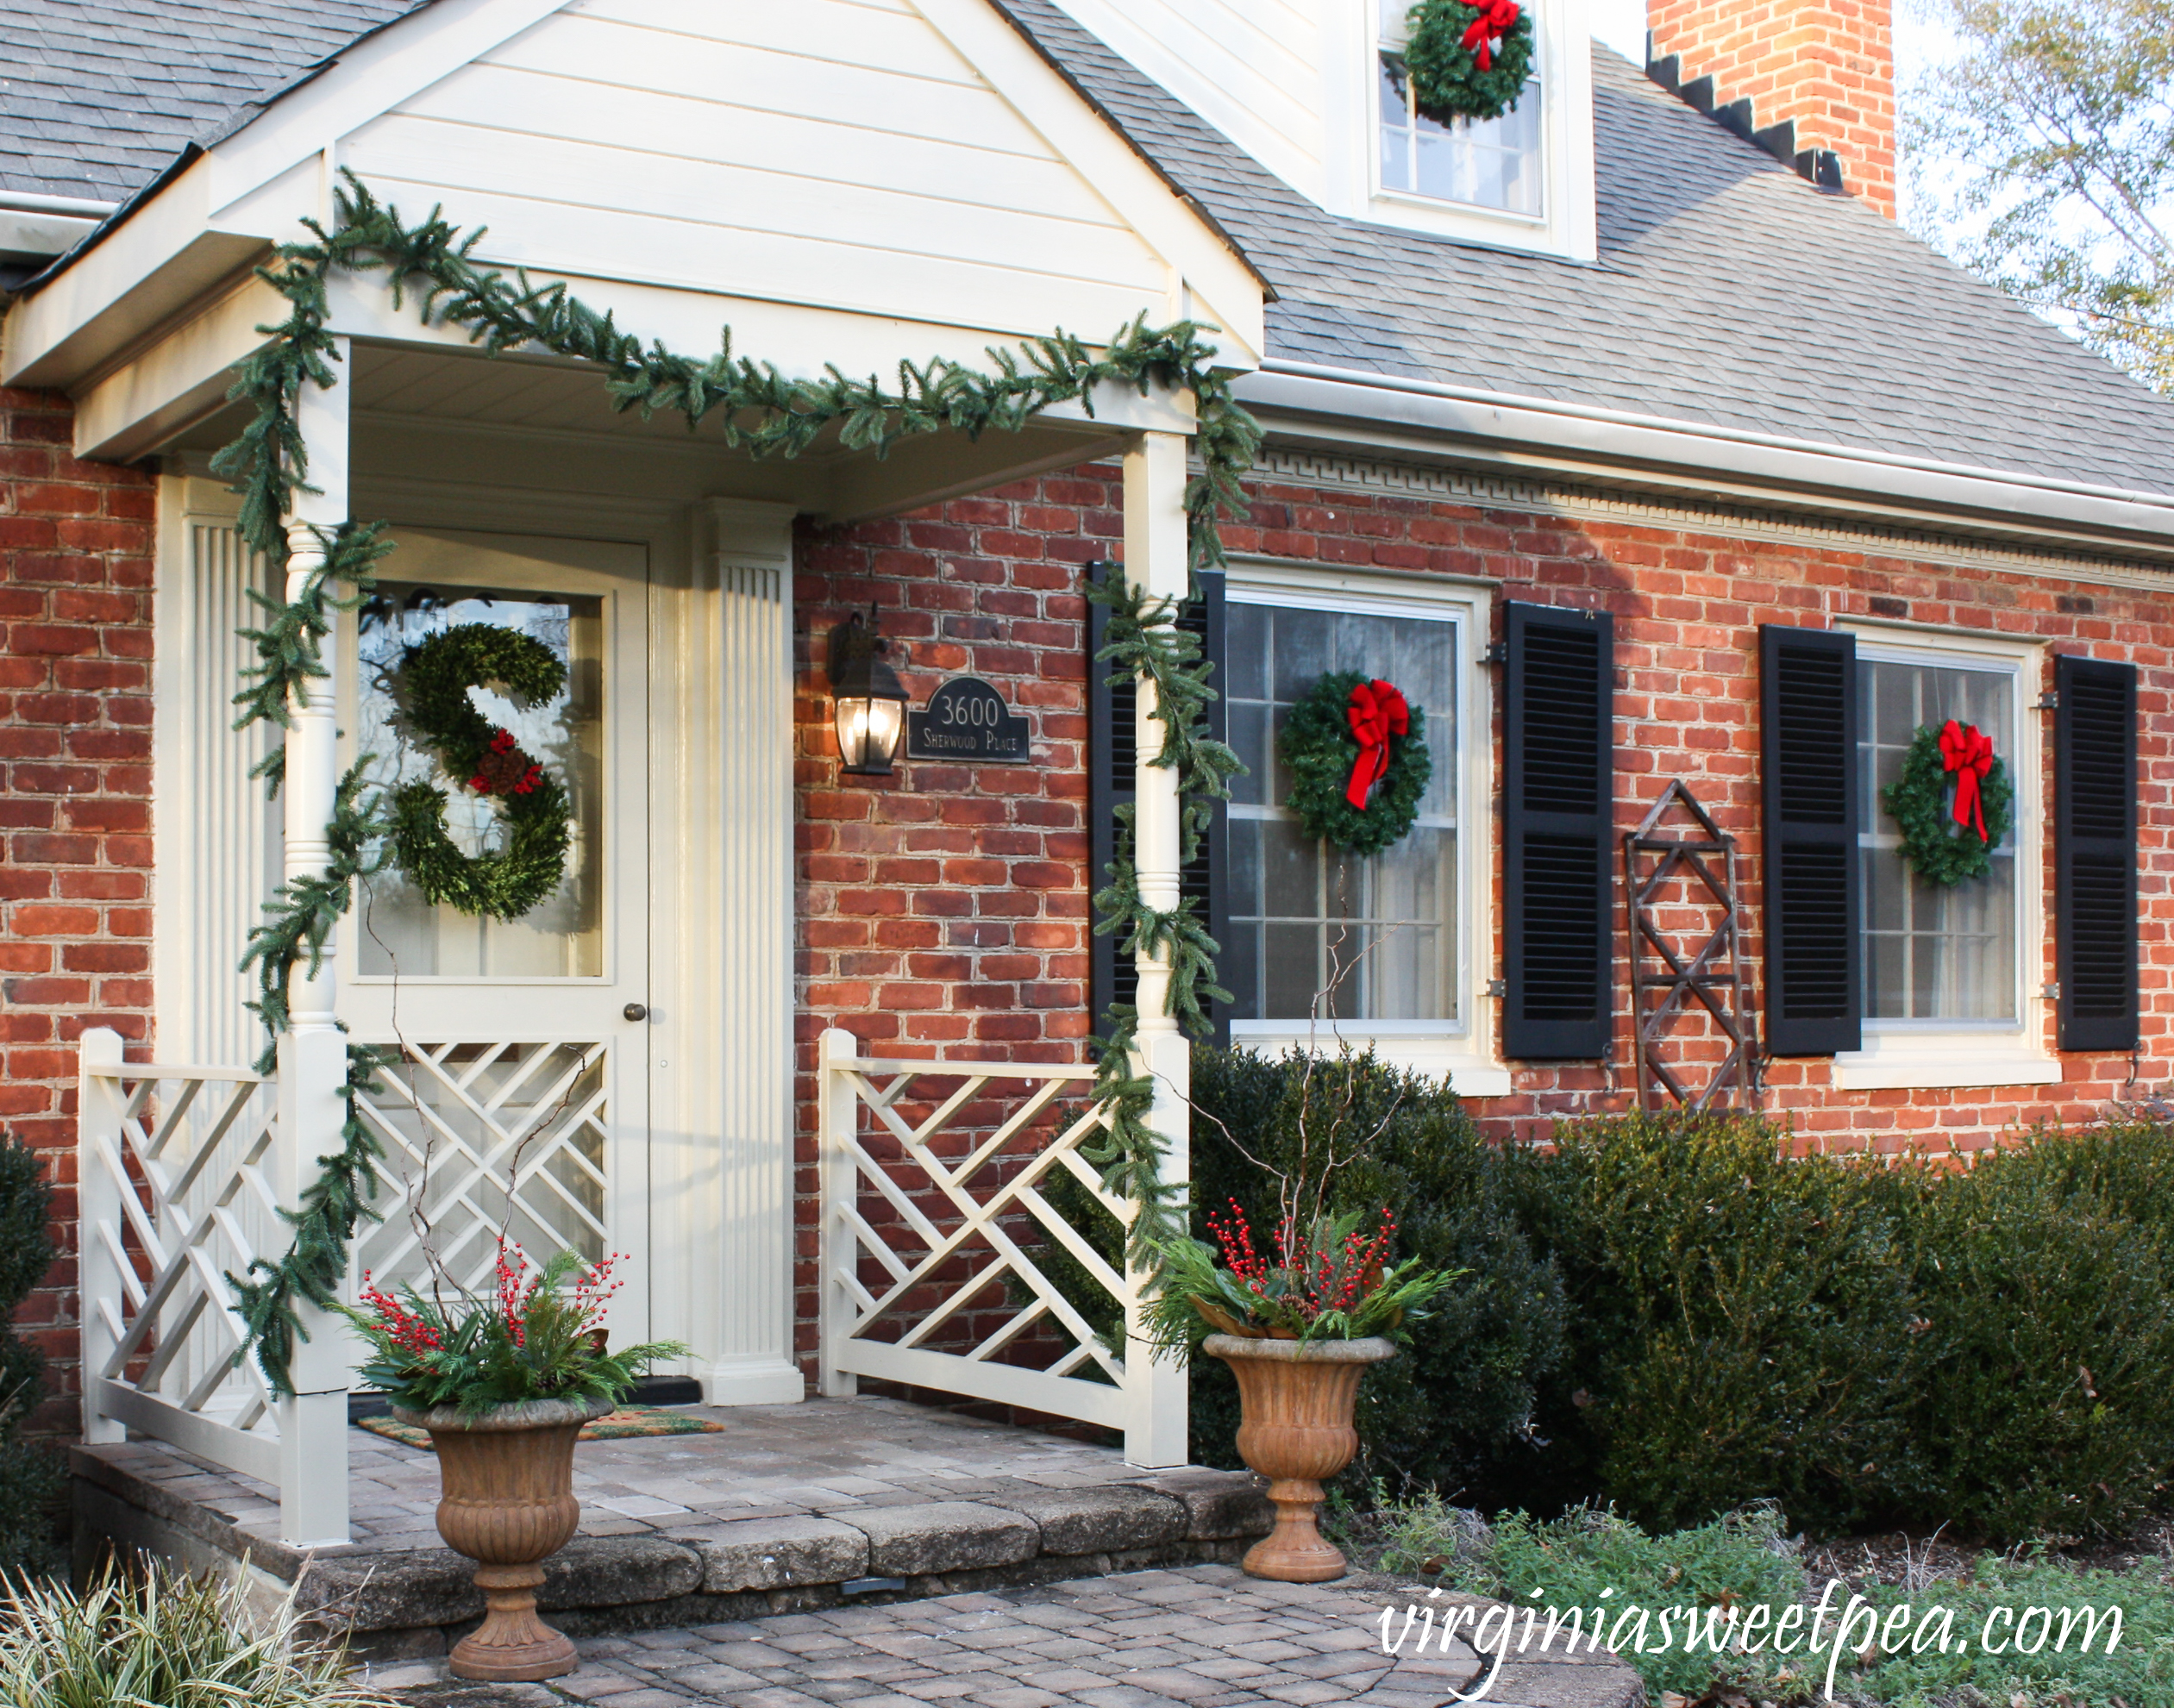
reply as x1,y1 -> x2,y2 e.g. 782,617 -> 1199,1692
1623,780 -> 1760,1111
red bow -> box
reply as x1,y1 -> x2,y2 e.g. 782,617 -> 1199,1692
1460,0 -> 1521,71
1345,679 -> 1410,810
1939,718 -> 1994,841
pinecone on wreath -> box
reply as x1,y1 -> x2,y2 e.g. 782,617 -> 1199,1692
468,729 -> 544,798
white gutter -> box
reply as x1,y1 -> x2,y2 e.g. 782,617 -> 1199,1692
0,191 -> 116,270
1240,357 -> 2174,555
0,191 -> 119,220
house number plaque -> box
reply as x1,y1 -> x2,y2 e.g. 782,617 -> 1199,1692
907,676 -> 1031,762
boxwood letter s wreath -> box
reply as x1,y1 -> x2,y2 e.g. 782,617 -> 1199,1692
388,623 -> 573,920
1879,718 -> 2014,886
1405,0 -> 1534,123
1279,671 -> 1432,855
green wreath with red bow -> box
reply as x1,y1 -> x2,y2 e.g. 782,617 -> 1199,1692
1405,0 -> 1535,125
1279,672 -> 1433,856
385,623 -> 573,921
1879,719 -> 2014,887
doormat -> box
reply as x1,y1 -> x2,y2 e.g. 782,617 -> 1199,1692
357,1405 -> 726,1450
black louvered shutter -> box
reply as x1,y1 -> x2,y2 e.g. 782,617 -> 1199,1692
2056,655 -> 2138,1053
1759,625 -> 1861,1055
1087,567 -> 1226,1044
1502,602 -> 1614,1060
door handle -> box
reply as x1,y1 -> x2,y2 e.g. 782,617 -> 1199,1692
623,1003 -> 648,1023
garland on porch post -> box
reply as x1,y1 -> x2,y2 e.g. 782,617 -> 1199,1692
215,171 -> 1259,1386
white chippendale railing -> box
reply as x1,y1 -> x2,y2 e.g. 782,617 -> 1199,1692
77,1029 -> 288,1488
75,1025 -> 356,1547
815,1028 -> 1187,1466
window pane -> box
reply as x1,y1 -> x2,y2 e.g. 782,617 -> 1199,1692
1375,0 -> 1540,213
1225,600 -> 1459,1024
357,585 -> 603,978
1858,657 -> 2018,1021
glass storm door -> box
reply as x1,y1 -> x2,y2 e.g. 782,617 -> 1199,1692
336,529 -> 650,1339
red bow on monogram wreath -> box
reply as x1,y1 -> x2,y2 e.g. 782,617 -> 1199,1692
1460,0 -> 1522,70
1939,718 -> 1995,842
1345,679 -> 1411,810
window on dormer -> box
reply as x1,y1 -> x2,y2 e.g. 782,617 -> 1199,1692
1376,0 -> 1544,216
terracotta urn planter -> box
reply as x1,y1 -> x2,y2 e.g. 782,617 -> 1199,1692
1205,1333 -> 1396,1583
392,1395 -> 612,1682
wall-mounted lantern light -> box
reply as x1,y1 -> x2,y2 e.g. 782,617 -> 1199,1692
825,606 -> 908,776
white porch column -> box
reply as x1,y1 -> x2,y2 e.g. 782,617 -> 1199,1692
76,1027 -> 128,1446
1120,429 -> 1192,1469
816,1026 -> 861,1400
273,350 -> 353,1546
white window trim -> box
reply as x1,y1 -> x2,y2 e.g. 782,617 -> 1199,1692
1224,560 -> 1511,1098
1324,0 -> 1598,261
1832,621 -> 2055,1091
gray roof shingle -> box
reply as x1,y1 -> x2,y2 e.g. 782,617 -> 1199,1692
6,0 -> 2171,501
998,0 -> 2174,501
0,0 -> 421,203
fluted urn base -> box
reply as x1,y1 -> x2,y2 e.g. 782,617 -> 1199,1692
1203,1335 -> 1396,1585
392,1396 -> 613,1682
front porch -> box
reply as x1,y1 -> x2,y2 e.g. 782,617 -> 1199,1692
72,1395 -> 1269,1655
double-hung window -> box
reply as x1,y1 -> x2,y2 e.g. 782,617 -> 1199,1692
1218,571 -> 1505,1089
1835,628 -> 2053,1087
1375,0 -> 1544,216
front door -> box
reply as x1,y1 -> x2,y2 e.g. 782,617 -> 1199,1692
336,529 -> 650,1339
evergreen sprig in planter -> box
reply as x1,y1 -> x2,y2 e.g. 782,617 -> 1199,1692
1150,1202 -> 1455,1581
343,1246 -> 683,1681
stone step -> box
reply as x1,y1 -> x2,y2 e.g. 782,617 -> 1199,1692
72,1408 -> 1269,1660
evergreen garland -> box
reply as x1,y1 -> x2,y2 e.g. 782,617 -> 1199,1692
1880,724 -> 2014,887
1278,670 -> 1432,856
216,171 -> 1262,1385
236,760 -> 389,1074
1404,0 -> 1536,125
1084,568 -> 1244,1259
385,624 -> 573,920
226,1045 -> 394,1394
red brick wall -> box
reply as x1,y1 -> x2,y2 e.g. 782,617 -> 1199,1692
1215,474 -> 2160,1151
789,468 -> 1118,1373
0,388 -> 155,1428
1649,0 -> 1897,216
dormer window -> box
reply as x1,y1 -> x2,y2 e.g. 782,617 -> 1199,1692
1376,0 -> 1544,216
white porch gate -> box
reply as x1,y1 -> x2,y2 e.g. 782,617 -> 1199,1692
815,1029 -> 1187,1466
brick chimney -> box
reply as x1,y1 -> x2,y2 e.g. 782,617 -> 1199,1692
1645,0 -> 1896,217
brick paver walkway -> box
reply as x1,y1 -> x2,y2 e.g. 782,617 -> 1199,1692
374,1566 -> 1641,1708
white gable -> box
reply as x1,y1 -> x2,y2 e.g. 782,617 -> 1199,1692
4,0 -> 1263,403
347,0 -> 1204,339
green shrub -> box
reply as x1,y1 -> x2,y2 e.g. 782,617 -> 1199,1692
1047,1046 -> 2174,1542
1373,1498 -> 2174,1708
1849,1552 -> 2174,1708
1902,1123 -> 2174,1540
1186,1046 -> 1567,1497
0,1140 -> 60,1578
0,1561 -> 390,1707
1513,1114 -> 1923,1536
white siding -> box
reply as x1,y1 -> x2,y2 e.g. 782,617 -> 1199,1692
341,0 -> 1175,340
1046,0 -> 1326,198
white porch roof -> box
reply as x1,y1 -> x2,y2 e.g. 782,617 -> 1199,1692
4,0 -> 1267,507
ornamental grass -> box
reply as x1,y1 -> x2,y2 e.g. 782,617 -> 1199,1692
0,1561 -> 388,1708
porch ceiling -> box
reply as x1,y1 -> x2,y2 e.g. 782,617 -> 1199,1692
159,337 -> 1173,523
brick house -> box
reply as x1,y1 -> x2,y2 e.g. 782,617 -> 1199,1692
5,0 -> 2174,1543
